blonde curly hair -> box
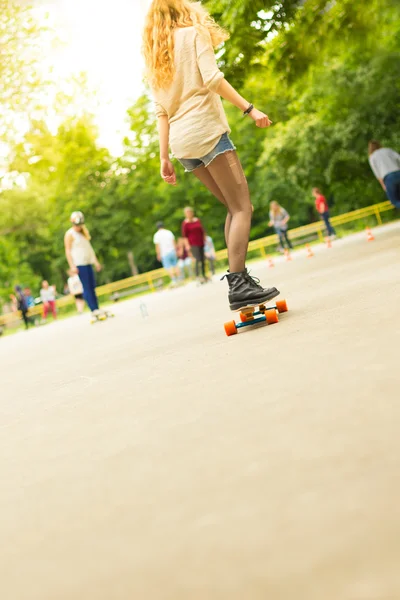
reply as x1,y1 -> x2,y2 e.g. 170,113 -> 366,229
143,0 -> 229,90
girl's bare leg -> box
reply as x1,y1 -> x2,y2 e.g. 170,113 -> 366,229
193,166 -> 232,247
205,151 -> 252,273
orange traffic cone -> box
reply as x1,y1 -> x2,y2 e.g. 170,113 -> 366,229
267,256 -> 275,268
325,237 -> 332,249
284,249 -> 292,262
306,244 -> 314,258
366,227 -> 375,241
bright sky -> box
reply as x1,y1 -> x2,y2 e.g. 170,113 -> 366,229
36,0 -> 151,155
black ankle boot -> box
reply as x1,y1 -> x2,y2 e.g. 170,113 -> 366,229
222,270 -> 280,311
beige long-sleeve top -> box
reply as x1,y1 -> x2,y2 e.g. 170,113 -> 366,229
153,26 -> 230,159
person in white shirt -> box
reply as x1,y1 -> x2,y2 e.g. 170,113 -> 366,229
40,280 -> 57,320
153,221 -> 179,284
204,233 -> 216,276
368,140 -> 400,208
64,211 -> 103,317
67,270 -> 85,314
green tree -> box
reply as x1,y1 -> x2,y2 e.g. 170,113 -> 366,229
0,0 -> 51,142
204,0 -> 302,86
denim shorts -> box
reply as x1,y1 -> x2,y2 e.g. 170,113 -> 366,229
161,250 -> 178,269
177,133 -> 236,173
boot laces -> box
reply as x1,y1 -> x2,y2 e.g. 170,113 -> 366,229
245,270 -> 263,289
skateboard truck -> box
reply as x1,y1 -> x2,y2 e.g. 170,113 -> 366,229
224,299 -> 288,337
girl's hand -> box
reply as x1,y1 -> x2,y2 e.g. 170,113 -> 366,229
161,159 -> 177,185
249,108 -> 272,128
94,261 -> 102,272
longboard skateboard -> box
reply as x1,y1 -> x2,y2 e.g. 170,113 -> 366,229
224,299 -> 288,336
90,310 -> 115,324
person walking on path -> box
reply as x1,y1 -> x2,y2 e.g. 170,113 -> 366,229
12,286 -> 30,330
181,207 -> 208,283
312,188 -> 336,239
143,0 -> 279,311
204,233 -> 217,276
153,221 -> 179,286
176,237 -> 194,280
368,140 -> 400,208
67,270 -> 85,314
40,281 -> 57,321
64,211 -> 103,319
268,201 -> 293,252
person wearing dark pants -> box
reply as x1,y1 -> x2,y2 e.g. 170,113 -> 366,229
269,201 -> 293,251
321,211 -> 336,237
182,207 -> 207,282
312,188 -> 336,238
368,140 -> 400,208
64,211 -> 102,319
191,245 -> 206,279
13,286 -> 30,329
277,228 -> 293,250
76,264 -> 99,312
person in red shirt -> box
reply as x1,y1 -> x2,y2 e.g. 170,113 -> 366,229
312,188 -> 336,239
182,206 -> 207,282
176,237 -> 194,280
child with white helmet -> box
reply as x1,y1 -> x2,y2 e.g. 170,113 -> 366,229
64,211 -> 104,320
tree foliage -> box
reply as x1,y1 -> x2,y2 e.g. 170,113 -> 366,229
0,0 -> 399,305
0,0 -> 51,142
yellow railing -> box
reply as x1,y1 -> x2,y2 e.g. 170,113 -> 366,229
1,200 -> 394,328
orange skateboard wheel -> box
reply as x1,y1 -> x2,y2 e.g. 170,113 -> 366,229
276,299 -> 288,313
240,312 -> 247,323
265,308 -> 279,325
224,320 -> 238,336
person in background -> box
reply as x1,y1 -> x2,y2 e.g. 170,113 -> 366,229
204,233 -> 216,276
12,286 -> 30,330
67,269 -> 85,314
40,280 -> 57,321
176,237 -> 194,280
312,188 -> 336,239
268,201 -> 293,252
23,287 -> 37,326
144,0 -> 279,310
368,140 -> 400,208
182,207 -> 207,283
64,211 -> 103,319
23,288 -> 35,309
153,221 -> 179,286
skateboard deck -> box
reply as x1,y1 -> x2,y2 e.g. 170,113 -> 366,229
90,311 -> 115,324
224,299 -> 288,336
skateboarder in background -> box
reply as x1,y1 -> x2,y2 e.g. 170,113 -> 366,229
64,211 -> 104,320
268,201 -> 293,252
143,0 -> 279,310
312,188 -> 336,239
